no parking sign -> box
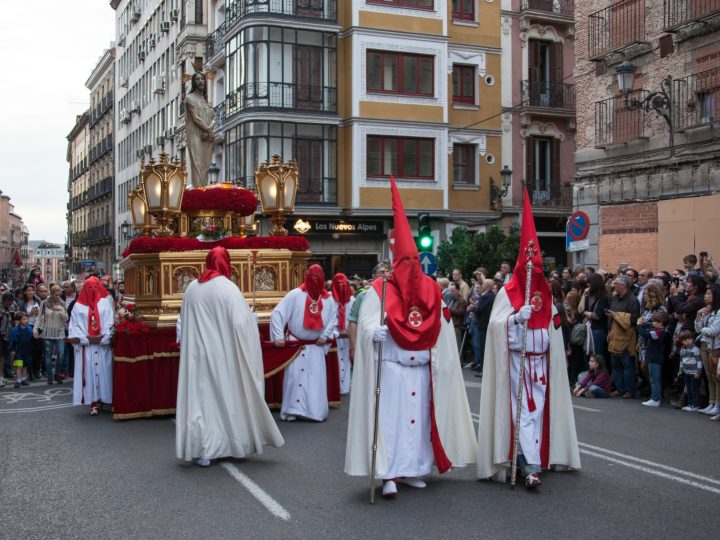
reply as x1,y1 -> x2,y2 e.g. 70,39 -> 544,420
566,211 -> 590,252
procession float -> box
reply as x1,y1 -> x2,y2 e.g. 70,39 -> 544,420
113,153 -> 340,419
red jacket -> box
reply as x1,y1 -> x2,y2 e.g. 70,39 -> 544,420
578,369 -> 612,394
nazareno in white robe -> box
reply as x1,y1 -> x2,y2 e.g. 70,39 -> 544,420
345,287 -> 477,478
328,295 -> 355,395
476,288 -> 581,481
175,276 -> 284,461
69,297 -> 115,406
270,288 -> 338,421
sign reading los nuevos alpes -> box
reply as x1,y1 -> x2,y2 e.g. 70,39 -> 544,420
293,219 -> 384,235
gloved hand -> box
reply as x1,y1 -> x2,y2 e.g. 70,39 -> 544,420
516,305 -> 533,323
373,325 -> 389,343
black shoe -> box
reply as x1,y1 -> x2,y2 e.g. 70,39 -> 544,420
14,381 -> 21,388
20,380 -> 29,387
47,376 -> 54,385
54,374 -> 63,384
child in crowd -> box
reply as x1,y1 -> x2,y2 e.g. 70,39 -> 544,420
9,312 -> 33,388
573,354 -> 611,398
637,311 -> 670,407
677,330 -> 703,412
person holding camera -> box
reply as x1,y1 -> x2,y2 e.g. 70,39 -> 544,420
669,274 -> 706,333
699,252 -> 719,284
34,284 -> 68,385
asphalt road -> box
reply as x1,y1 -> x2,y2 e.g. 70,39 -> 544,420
1,373 -> 718,539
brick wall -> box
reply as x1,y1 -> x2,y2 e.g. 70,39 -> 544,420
600,201 -> 657,235
599,201 -> 658,270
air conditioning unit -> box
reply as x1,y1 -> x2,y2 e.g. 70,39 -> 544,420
170,9 -> 179,21
138,48 -> 146,61
136,149 -> 144,158
118,33 -> 126,47
160,21 -> 170,33
119,109 -> 131,124
131,5 -> 141,22
119,76 -> 129,88
130,100 -> 141,114
152,75 -> 167,95
149,34 -> 156,49
156,136 -> 165,146
144,145 -> 153,154
165,128 -> 175,139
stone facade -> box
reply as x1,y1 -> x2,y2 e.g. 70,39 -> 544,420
0,191 -> 29,286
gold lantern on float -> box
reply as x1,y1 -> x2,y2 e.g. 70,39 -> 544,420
128,186 -> 155,237
239,212 -> 257,238
255,154 -> 298,236
140,153 -> 186,237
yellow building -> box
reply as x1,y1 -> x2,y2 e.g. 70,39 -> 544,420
205,0 -> 503,275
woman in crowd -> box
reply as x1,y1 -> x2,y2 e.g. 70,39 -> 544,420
695,284 -> 720,416
564,287 -> 585,385
17,284 -> 42,380
26,266 -> 45,288
670,275 -> 706,332
34,283 -> 68,385
579,272 -> 610,362
637,283 -> 668,393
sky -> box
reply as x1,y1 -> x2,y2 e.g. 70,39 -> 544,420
0,1 -> 115,244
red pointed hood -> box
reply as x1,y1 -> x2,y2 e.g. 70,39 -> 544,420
199,246 -> 232,283
373,176 -> 441,351
300,264 -> 330,330
503,188 -> 551,329
331,273 -> 352,331
77,276 -> 109,337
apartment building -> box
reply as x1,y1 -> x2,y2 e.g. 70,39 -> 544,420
204,0 -> 504,275
500,0 -> 576,265
67,112 -> 91,276
27,241 -> 67,284
0,190 -> 29,286
574,0 -> 720,271
111,0 -> 209,259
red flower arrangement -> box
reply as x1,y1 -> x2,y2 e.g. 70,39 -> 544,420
181,185 -> 257,216
123,236 -> 310,257
114,303 -> 149,334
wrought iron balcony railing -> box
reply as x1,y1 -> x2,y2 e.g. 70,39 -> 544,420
664,0 -> 720,31
588,0 -> 646,60
225,82 -> 337,119
520,0 -> 574,17
206,23 -> 227,59
673,66 -> 720,131
233,174 -> 337,205
90,91 -> 114,127
85,223 -> 112,245
224,0 -> 338,26
594,91 -> 647,147
521,80 -> 576,110
524,181 -> 573,208
214,102 -> 225,134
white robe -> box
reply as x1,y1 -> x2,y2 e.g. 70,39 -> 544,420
476,288 -> 581,480
328,296 -> 355,395
270,288 -> 338,421
345,288 -> 477,478
69,297 -> 115,406
175,276 -> 284,461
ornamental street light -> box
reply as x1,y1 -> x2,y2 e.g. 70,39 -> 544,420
490,165 -> 512,210
255,154 -> 298,236
615,61 -> 674,156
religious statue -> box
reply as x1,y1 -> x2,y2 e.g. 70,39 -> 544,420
185,72 -> 215,187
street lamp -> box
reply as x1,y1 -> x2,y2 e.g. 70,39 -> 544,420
208,161 -> 220,184
121,220 -> 130,241
615,61 -> 674,156
255,154 -> 299,236
141,152 -> 186,237
489,166 -> 512,210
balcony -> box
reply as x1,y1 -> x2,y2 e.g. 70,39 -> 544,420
588,0 -> 648,61
224,0 -> 338,26
225,82 -> 337,120
594,91 -> 647,147
85,224 -> 112,246
206,22 -> 227,66
89,134 -> 113,165
520,80 -> 576,115
89,91 -> 114,127
525,181 -> 573,208
520,0 -> 574,24
673,66 -> 720,131
214,102 -> 225,134
664,0 -> 720,31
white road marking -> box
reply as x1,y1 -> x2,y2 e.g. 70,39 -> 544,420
578,442 -> 720,487
463,381 -> 483,389
571,404 -> 602,412
221,462 -> 292,521
463,381 -> 600,412
0,403 -> 75,413
580,448 -> 720,495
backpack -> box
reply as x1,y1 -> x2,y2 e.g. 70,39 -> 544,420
570,323 -> 587,346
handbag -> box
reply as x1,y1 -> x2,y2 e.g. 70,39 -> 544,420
570,322 -> 587,346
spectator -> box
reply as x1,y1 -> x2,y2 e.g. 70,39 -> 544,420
34,284 -> 68,385
437,277 -> 451,303
683,254 -> 701,278
579,273 -> 610,362
637,311 -> 670,407
473,267 -> 487,282
669,274 -> 706,333
452,268 -> 471,301
447,282 -> 468,356
607,275 -> 641,399
695,284 -> 720,416
61,280 -> 77,378
625,268 -> 640,297
347,263 -> 387,362
561,267 -> 572,284
9,312 -> 33,387
0,291 -> 18,385
466,279 -> 495,374
698,252 -> 719,284
636,283 -> 667,392
636,269 -> 653,306
499,260 -> 513,284
573,354 -> 611,398
677,330 -> 703,412
26,266 -> 45,288
116,280 -> 125,304
564,287 -> 584,385
17,284 -> 42,380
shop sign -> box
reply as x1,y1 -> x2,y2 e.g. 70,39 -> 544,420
292,218 -> 384,235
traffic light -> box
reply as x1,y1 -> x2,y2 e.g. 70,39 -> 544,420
416,212 -> 433,252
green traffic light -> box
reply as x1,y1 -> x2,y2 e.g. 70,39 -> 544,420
419,235 -> 433,249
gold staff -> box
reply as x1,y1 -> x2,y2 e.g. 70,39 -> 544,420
369,276 -> 388,504
511,240 -> 536,488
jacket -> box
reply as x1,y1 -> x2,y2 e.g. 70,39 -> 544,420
578,369 -> 612,394
607,311 -> 638,355
472,290 -> 495,330
695,309 -> 720,350
636,324 -> 668,364
9,325 -> 34,361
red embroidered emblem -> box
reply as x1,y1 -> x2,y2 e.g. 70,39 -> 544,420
553,313 -> 561,329
442,306 -> 451,322
408,307 -> 423,328
530,291 -> 543,312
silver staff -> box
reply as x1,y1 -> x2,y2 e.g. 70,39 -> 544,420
370,276 -> 388,504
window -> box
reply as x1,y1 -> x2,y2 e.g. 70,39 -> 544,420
452,65 -> 475,104
367,136 -> 434,179
367,51 -> 434,96
698,92 -> 717,124
526,137 -> 559,204
367,0 -> 434,9
452,0 -> 474,21
453,144 -> 475,184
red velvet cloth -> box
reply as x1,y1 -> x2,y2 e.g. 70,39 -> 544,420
123,236 -> 309,257
198,246 -> 232,283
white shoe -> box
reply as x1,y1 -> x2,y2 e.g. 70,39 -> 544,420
382,480 -> 397,497
642,399 -> 660,407
195,458 -> 211,467
397,477 -> 427,489
682,406 -> 699,412
708,405 -> 720,415
698,404 -> 715,414
0,377 -> 5,387
280,414 -> 297,422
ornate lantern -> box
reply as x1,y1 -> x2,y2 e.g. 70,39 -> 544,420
140,153 -> 186,237
255,154 -> 298,236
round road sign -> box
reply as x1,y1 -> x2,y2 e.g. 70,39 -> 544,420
568,211 -> 590,241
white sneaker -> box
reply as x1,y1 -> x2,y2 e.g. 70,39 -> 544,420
382,480 -> 397,497
642,399 -> 660,407
195,458 -> 211,467
698,404 -> 715,414
397,477 -> 427,488
708,405 -> 720,415
0,377 -> 5,387
280,414 -> 297,422
682,406 -> 699,412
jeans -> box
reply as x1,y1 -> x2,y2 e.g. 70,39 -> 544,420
43,338 -> 65,377
686,375 -> 700,407
588,385 -> 608,397
611,352 -> 636,395
648,362 -> 662,402
589,328 -> 607,362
